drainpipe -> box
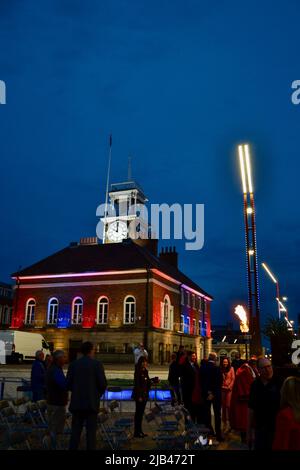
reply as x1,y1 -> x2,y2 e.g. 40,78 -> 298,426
144,269 -> 150,358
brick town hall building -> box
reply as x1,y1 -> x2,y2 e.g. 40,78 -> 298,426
11,180 -> 213,364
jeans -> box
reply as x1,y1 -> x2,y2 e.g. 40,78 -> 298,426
134,400 -> 147,435
204,398 -> 222,438
69,411 -> 98,450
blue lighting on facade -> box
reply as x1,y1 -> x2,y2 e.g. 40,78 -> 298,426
57,306 -> 71,328
103,389 -> 171,401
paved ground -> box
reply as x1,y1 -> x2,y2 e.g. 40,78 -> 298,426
0,364 -> 247,450
0,363 -> 168,401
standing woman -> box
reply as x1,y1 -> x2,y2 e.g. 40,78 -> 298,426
273,376 -> 300,450
132,356 -> 157,438
220,357 -> 235,433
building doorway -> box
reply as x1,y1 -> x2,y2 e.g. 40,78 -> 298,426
159,343 -> 164,365
166,344 -> 171,363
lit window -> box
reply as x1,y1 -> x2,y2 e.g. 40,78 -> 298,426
0,306 -> 11,325
72,297 -> 83,325
198,320 -> 202,335
163,297 -> 169,329
180,314 -> 184,333
47,298 -> 59,325
25,299 -> 35,325
186,316 -> 190,334
97,297 -> 108,324
124,296 -> 136,324
161,295 -> 174,330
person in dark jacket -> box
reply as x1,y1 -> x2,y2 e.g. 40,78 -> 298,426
200,352 -> 223,441
46,349 -> 68,449
132,356 -> 157,437
67,341 -> 107,450
168,353 -> 181,405
231,352 -> 244,372
247,357 -> 281,450
180,351 -> 203,423
31,350 -> 46,402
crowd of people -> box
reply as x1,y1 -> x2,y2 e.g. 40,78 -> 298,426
167,348 -> 300,450
29,343 -> 300,450
30,342 -> 107,450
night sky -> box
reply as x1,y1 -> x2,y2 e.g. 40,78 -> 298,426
1,1 -> 300,333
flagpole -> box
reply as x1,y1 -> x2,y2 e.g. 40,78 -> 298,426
102,134 -> 112,243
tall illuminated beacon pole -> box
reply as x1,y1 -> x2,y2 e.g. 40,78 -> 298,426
238,144 -> 262,356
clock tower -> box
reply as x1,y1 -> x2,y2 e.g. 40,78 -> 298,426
102,180 -> 149,243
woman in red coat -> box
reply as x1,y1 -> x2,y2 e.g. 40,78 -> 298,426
273,376 -> 300,450
229,359 -> 257,442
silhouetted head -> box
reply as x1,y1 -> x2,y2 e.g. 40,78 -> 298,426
81,341 -> 94,357
53,349 -> 66,367
35,350 -> 44,362
208,352 -> 218,363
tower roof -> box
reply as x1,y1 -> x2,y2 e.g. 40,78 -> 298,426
109,180 -> 147,201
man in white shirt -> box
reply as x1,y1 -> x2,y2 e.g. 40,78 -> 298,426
133,343 -> 148,364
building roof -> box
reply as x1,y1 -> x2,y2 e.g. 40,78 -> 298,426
12,239 -> 212,299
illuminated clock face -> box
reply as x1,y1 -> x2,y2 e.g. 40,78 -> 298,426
107,220 -> 128,242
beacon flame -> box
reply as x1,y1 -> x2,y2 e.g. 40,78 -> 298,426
234,305 -> 249,333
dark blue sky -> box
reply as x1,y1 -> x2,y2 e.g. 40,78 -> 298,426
1,0 -> 300,331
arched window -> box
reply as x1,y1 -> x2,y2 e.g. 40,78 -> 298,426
163,296 -> 170,329
161,295 -> 174,330
97,297 -> 108,324
72,297 -> 83,325
48,298 -> 58,325
124,296 -> 136,324
25,299 -> 35,325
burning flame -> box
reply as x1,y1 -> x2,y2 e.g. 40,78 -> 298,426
234,305 -> 249,333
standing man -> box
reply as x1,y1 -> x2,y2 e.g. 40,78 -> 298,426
133,343 -> 148,365
180,351 -> 203,423
67,342 -> 107,450
200,352 -> 223,442
31,350 -> 46,402
168,353 -> 182,405
247,357 -> 281,450
46,350 -> 68,449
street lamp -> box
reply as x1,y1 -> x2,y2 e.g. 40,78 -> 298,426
261,262 -> 288,319
238,144 -> 262,355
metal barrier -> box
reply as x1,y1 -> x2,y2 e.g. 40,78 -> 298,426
0,377 -> 31,400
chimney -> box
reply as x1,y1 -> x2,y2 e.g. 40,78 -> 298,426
159,246 -> 178,268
